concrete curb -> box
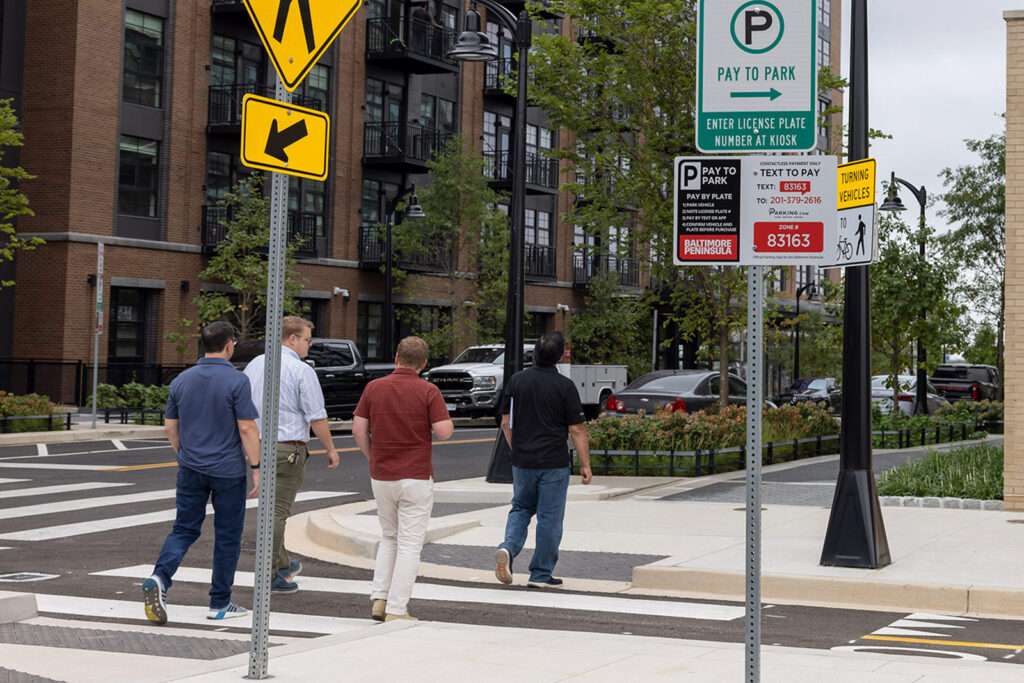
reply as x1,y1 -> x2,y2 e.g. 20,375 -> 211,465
880,496 -> 1003,510
304,508 -> 481,559
0,426 -> 167,447
630,565 -> 1024,618
0,591 -> 38,624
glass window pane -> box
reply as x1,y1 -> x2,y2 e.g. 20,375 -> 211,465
123,9 -> 164,107
119,135 -> 159,217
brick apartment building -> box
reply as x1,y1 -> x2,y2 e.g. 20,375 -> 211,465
0,0 -> 842,405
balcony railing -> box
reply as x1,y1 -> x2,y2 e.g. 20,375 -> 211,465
366,16 -> 457,71
364,122 -> 452,167
202,205 -> 323,258
484,59 -> 515,94
358,224 -> 453,273
484,150 -> 560,191
208,84 -> 321,128
525,244 -> 556,279
573,253 -> 640,288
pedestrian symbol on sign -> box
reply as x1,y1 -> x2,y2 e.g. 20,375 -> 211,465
731,1 -> 784,54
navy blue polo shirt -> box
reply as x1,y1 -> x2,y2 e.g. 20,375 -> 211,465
165,358 -> 259,479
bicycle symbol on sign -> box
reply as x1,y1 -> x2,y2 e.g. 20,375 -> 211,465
835,237 -> 853,262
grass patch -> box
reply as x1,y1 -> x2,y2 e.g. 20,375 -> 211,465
876,445 -> 1004,500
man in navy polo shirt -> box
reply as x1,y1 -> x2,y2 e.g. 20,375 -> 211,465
142,321 -> 262,625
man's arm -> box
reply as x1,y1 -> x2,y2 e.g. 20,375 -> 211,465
569,423 -> 592,485
164,418 -> 180,453
432,418 -> 455,441
352,416 -> 371,459
501,413 -> 512,448
237,419 -> 261,497
310,419 -> 339,468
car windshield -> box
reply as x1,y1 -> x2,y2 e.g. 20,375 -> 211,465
453,348 -> 504,364
627,373 -> 704,394
807,379 -> 829,391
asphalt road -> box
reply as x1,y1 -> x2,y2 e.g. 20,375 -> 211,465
0,431 -> 1021,669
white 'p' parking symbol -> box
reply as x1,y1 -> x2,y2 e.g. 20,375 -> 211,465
679,162 -> 702,190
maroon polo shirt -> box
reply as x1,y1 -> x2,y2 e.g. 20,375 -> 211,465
354,367 -> 450,481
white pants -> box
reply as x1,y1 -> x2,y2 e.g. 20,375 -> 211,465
370,477 -> 434,615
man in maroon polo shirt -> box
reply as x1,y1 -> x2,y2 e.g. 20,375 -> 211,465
352,336 -> 454,622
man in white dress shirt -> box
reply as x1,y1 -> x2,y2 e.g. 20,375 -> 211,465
244,316 -> 340,593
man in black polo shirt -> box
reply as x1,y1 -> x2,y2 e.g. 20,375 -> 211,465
495,332 -> 592,588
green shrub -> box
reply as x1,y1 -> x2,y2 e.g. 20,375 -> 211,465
0,391 -> 60,432
86,383 -> 124,410
876,445 -> 1003,500
935,400 -> 1003,424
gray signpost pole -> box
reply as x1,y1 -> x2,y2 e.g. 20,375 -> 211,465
247,74 -> 291,680
91,242 -> 104,430
744,265 -> 765,683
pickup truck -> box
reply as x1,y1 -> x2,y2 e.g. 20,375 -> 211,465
233,338 -> 393,419
425,344 -> 627,420
930,364 -> 1000,402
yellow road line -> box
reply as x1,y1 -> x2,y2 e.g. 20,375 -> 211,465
110,437 -> 496,473
862,635 -> 1024,651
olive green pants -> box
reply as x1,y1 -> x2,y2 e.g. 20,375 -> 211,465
273,443 -> 307,574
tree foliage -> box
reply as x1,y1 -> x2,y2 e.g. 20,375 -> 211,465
568,271 -> 650,379
963,323 -> 998,367
0,98 -> 39,288
193,175 -> 304,340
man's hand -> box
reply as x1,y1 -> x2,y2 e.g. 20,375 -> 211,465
248,469 -> 261,498
326,449 -> 340,469
580,466 -> 593,485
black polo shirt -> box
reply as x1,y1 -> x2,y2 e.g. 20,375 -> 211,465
501,366 -> 585,469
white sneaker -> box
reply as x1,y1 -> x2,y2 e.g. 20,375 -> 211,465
207,603 -> 249,620
495,548 -> 513,585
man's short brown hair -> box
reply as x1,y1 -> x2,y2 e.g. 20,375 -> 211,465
396,336 -> 429,368
281,316 -> 314,341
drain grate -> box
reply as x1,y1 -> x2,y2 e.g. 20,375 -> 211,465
0,623 -> 260,660
0,573 -> 59,583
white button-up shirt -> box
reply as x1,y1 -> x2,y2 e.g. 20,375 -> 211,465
244,346 -> 328,442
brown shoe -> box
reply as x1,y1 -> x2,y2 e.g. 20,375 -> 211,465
371,599 -> 387,622
385,613 -> 417,622
495,547 -> 513,585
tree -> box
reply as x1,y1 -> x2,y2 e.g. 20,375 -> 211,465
391,137 -> 509,360
871,213 -> 965,403
0,98 -> 39,288
193,175 -> 305,340
963,323 -> 999,367
939,132 -> 1005,398
568,271 -> 650,379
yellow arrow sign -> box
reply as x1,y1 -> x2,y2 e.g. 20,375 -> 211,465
837,157 -> 876,210
242,0 -> 362,92
241,94 -> 330,181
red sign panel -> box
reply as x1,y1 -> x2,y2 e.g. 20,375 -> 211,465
753,222 -> 824,253
779,181 -> 812,194
679,235 -> 739,260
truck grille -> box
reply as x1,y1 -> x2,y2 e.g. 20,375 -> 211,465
430,372 -> 474,391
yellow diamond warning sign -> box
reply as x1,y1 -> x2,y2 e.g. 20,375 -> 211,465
837,157 -> 876,210
242,0 -> 362,92
241,94 -> 330,181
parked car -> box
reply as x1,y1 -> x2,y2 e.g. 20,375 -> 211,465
930,364 -> 1000,402
602,370 -> 767,417
871,374 -> 949,416
790,377 -> 840,412
233,338 -> 393,419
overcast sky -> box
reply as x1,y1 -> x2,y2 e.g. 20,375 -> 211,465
838,2 -> 1014,231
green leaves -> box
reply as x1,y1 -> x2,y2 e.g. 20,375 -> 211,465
876,444 -> 1003,500
0,98 -> 38,289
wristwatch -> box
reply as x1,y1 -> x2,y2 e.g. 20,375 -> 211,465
250,462 -> 260,469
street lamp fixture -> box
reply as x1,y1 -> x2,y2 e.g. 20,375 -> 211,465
379,184 -> 426,360
879,171 -> 929,415
449,0 -> 532,483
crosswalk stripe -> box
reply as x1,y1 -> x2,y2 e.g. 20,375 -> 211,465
0,444 -> 171,462
0,463 -> 123,471
0,488 -> 177,521
0,482 -> 134,501
0,478 -> 29,484
112,440 -> 128,451
36,444 -> 48,456
96,565 -> 747,622
33,593 -> 366,635
0,491 -> 356,541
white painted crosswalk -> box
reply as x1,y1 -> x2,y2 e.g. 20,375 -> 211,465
0,488 -> 176,521
0,481 -> 133,500
0,478 -> 29,484
96,565 -> 746,622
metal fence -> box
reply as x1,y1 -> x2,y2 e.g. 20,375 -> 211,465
0,359 -> 189,406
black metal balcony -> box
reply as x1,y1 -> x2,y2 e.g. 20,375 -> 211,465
484,59 -> 515,98
358,224 -> 453,273
202,205 -> 324,258
366,16 -> 458,74
210,0 -> 244,13
208,84 -> 322,130
573,253 -> 640,289
525,244 -> 556,280
363,122 -> 452,171
484,150 -> 560,194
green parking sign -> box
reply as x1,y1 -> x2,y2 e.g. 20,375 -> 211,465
696,0 -> 817,153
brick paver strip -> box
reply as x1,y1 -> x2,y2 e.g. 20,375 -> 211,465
0,623 -> 258,660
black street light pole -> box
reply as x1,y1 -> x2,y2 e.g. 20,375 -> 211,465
879,173 -> 929,415
820,0 -> 891,569
450,1 -> 531,483
378,185 -> 425,359
793,277 -> 817,386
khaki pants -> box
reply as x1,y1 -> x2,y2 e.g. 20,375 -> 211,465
370,478 -> 434,615
273,443 -> 307,574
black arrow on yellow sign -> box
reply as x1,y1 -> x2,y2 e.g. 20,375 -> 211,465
264,119 -> 309,163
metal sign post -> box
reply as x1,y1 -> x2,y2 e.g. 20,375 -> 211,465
91,242 -> 104,430
247,76 -> 290,680
744,265 -> 765,683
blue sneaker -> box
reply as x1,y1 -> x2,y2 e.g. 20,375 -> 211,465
142,575 -> 167,625
271,574 -> 299,594
278,559 -> 302,580
207,602 -> 249,620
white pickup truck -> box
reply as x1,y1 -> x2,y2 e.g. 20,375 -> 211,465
425,344 -> 627,420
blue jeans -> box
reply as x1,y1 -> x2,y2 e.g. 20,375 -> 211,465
500,466 -> 570,582
153,465 -> 247,609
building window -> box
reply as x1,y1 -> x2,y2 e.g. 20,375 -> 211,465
525,209 -> 553,247
109,288 -> 149,361
818,98 -> 831,152
119,136 -> 160,218
297,64 -> 330,110
420,94 -> 456,134
358,302 -> 384,362
818,0 -> 831,29
483,110 -> 511,177
123,9 -> 164,107
210,35 -> 263,87
796,265 -> 818,292
211,35 -> 236,86
772,267 -> 788,294
486,21 -> 513,61
205,151 -> 243,203
817,34 -> 830,70
361,178 -> 400,227
526,124 -> 554,157
366,78 -> 403,125
298,299 -> 325,332
395,304 -> 450,362
289,177 -> 327,237
525,312 -> 552,341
